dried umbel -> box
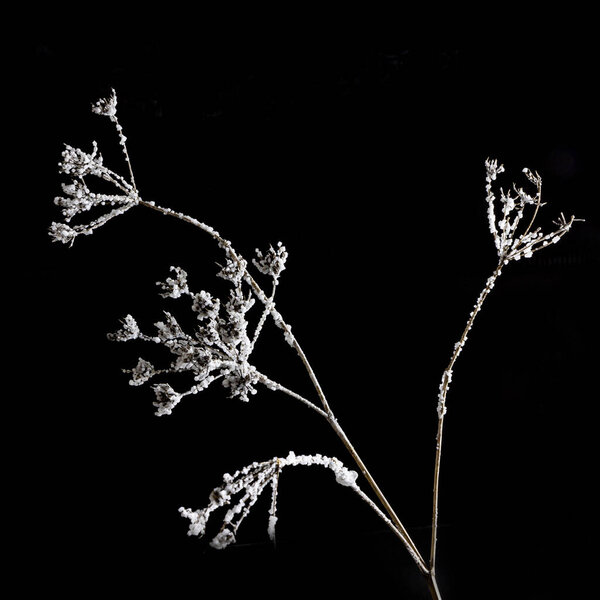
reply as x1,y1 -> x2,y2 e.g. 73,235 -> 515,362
50,91 -> 580,599
179,451 -> 361,549
484,158 -> 575,263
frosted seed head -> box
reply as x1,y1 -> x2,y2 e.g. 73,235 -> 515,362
127,358 -> 156,386
49,222 -> 77,245
156,266 -> 189,299
107,314 -> 140,342
91,89 -> 118,119
252,242 -> 288,278
152,383 -> 182,416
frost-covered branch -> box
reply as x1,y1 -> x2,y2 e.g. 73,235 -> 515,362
484,158 -> 577,264
50,90 -> 429,574
109,262 -> 299,410
179,451 -> 360,549
429,160 -> 581,576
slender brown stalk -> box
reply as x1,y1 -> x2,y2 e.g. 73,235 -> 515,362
328,415 -> 428,574
427,570 -> 443,600
429,262 -> 503,573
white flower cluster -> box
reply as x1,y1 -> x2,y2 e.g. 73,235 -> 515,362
484,158 -> 575,263
179,451 -> 359,548
436,162 -> 580,423
107,252 -> 288,414
252,242 -> 288,279
49,92 -> 139,246
91,88 -> 118,119
156,266 -> 190,299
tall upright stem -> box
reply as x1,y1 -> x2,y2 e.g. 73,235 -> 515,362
328,415 -> 428,574
429,263 -> 503,572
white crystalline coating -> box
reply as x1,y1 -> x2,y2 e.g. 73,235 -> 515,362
48,222 -> 77,246
91,89 -> 118,119
252,242 -> 288,278
217,255 -> 247,285
50,137 -> 138,245
107,314 -> 140,342
210,528 -> 236,549
192,290 -> 220,320
221,364 -> 259,402
267,515 -> 278,541
127,358 -> 156,386
151,383 -> 182,416
483,159 -> 576,263
156,266 -> 190,299
104,210 -> 287,415
58,142 -> 104,178
178,507 -> 207,537
335,468 -> 359,487
180,453 -> 363,548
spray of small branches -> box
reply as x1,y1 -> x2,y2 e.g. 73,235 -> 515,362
50,91 -> 580,600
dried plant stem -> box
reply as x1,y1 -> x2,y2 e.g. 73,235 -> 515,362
427,572 -> 443,600
429,262 -> 504,573
328,415 -> 429,574
136,196 -> 429,574
117,147 -> 427,575
51,96 -> 582,600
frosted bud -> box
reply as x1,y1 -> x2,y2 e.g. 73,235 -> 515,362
178,507 -> 207,537
252,242 -> 288,278
217,256 -> 247,284
91,89 -> 118,119
152,383 -> 182,416
485,158 -> 504,181
192,290 -> 220,320
127,358 -> 156,386
49,222 -> 77,245
156,266 -> 189,298
107,314 -> 140,342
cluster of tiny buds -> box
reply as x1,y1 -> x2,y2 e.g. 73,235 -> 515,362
252,242 -> 288,279
108,255 -> 294,413
49,92 -> 139,246
484,158 -> 577,264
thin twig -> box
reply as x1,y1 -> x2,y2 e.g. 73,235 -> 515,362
430,262 -> 503,572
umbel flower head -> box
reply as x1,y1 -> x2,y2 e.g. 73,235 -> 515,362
91,88 -> 118,120
108,245 -> 288,414
484,158 -> 577,264
49,90 -> 139,246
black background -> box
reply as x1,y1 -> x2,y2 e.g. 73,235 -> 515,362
19,22 -> 600,600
